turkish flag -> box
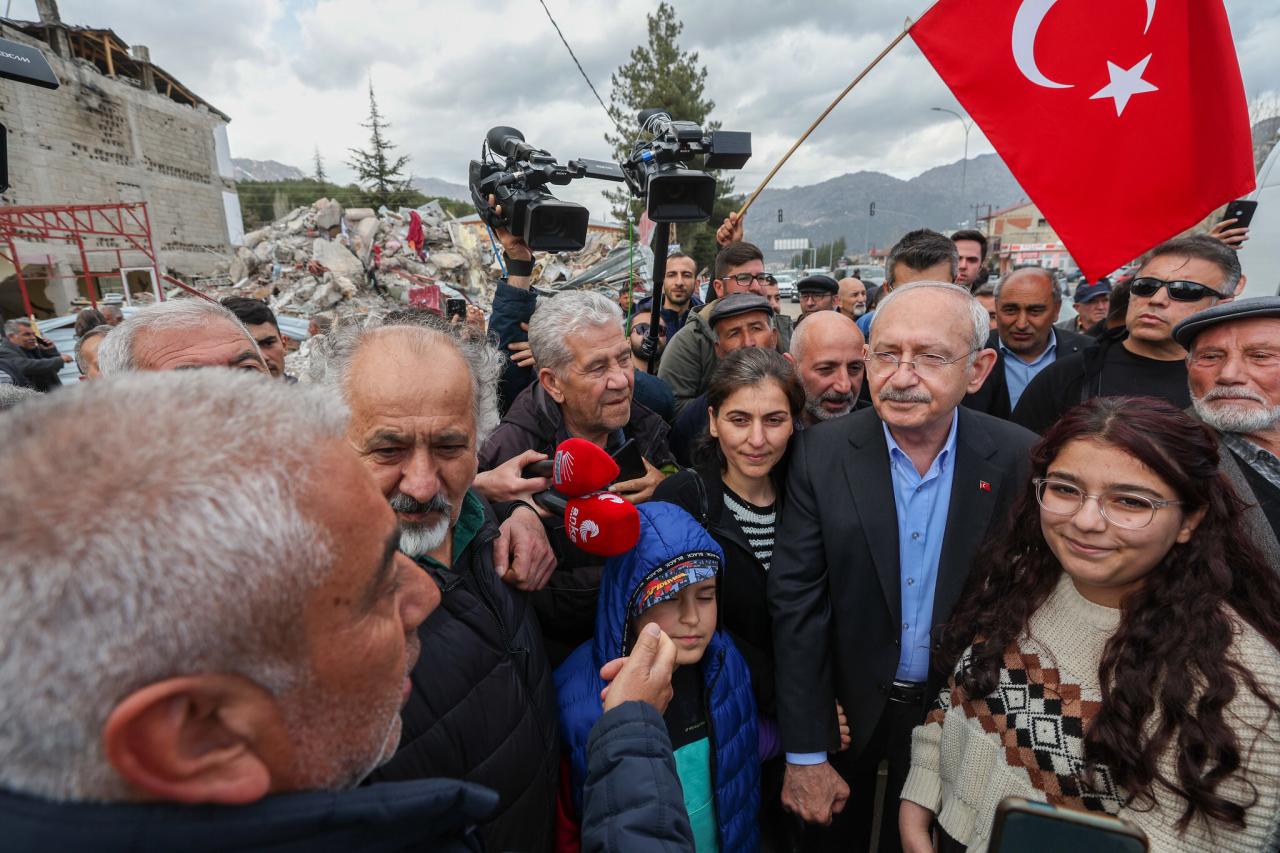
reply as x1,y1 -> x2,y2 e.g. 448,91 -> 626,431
911,0 -> 1254,280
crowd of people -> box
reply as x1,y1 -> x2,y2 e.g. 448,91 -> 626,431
2,206 -> 1279,853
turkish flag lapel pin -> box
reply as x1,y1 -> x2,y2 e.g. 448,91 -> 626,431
979,480 -> 992,492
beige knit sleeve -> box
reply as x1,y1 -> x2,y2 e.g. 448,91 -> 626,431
1127,620 -> 1280,852
900,683 -> 952,813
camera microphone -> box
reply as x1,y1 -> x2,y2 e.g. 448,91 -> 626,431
486,126 -> 535,160
637,109 -> 672,134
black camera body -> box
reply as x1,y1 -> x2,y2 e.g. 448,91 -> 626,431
469,126 -> 624,252
622,109 -> 751,223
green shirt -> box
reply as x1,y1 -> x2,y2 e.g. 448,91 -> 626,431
417,490 -> 485,573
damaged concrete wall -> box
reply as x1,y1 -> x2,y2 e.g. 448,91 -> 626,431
0,23 -> 240,287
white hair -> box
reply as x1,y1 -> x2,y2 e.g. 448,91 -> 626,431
311,308 -> 504,445
0,371 -> 349,801
97,298 -> 260,375
528,290 -> 623,374
875,280 -> 990,354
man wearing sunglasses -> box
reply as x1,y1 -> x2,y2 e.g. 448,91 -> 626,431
1012,234 -> 1242,434
659,240 -> 785,416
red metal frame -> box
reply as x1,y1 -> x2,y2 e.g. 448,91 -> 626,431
0,201 -> 211,319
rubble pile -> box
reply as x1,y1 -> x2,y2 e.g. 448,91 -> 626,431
200,198 -> 487,318
199,198 -> 651,320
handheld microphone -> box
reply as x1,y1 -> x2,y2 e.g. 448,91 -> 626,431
532,489 -> 641,557
522,437 -> 620,497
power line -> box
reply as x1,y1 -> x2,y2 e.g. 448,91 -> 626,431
535,0 -> 622,137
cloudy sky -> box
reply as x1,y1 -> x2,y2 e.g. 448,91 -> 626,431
29,0 -> 1280,219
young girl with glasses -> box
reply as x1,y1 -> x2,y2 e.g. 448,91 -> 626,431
900,396 -> 1280,852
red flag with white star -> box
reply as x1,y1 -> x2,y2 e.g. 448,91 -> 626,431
910,0 -> 1255,280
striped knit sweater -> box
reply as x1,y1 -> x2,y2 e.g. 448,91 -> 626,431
721,487 -> 776,571
902,573 -> 1280,852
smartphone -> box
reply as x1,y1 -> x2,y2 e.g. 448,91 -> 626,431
1220,199 -> 1257,229
446,298 -> 467,321
611,439 -> 646,483
990,797 -> 1147,853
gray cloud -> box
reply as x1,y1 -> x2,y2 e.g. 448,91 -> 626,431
25,0 -> 1280,221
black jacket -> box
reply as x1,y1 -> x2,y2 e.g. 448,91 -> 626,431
1008,328 -> 1139,434
0,338 -> 64,390
767,406 -> 1035,758
963,327 -> 1090,420
0,778 -> 496,852
478,383 -> 675,665
366,494 -> 559,853
654,462 -> 785,715
0,703 -> 692,853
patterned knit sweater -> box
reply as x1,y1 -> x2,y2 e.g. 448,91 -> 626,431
901,573 -> 1280,852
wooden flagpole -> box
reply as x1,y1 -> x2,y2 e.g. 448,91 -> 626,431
736,19 -> 916,220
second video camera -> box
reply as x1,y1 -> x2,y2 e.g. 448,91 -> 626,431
621,109 -> 751,223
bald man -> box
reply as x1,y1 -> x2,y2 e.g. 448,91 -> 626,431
837,277 -> 868,321
786,310 -> 867,425
962,267 -> 1090,420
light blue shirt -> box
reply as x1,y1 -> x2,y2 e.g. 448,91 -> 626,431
856,309 -> 875,338
1000,334 -> 1057,410
786,411 -> 959,767
885,411 -> 958,682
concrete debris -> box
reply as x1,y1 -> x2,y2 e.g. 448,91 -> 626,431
187,198 -> 642,378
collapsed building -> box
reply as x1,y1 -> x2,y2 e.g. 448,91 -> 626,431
0,0 -> 242,319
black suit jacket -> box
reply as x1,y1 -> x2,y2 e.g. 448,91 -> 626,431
767,405 -> 1035,758
963,327 -> 1090,420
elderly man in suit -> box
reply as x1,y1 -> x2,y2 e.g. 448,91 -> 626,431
1177,297 -> 1280,570
963,267 -> 1090,420
768,281 -> 1037,851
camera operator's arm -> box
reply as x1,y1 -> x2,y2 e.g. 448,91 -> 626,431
485,194 -> 540,407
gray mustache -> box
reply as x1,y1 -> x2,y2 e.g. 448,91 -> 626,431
390,493 -> 452,516
878,387 -> 932,404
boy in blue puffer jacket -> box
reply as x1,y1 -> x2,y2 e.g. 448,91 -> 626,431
554,502 -> 760,852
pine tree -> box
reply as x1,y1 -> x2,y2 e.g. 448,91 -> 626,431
604,3 -> 738,271
347,79 -> 412,207
312,146 -> 327,184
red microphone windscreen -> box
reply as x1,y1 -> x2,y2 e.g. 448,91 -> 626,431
564,491 -> 640,557
553,438 -> 620,497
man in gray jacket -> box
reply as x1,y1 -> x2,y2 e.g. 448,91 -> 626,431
658,241 -> 784,415
1178,297 -> 1280,570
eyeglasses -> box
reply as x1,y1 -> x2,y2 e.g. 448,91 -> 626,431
865,348 -> 978,377
630,323 -> 664,338
721,272 -> 777,286
1033,478 -> 1182,529
1129,276 -> 1225,302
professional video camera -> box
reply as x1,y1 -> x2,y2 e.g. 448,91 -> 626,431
620,109 -> 751,223
0,35 -> 60,192
469,126 -> 624,252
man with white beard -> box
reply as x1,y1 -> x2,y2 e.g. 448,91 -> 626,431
316,309 -> 562,853
1177,297 -> 1280,569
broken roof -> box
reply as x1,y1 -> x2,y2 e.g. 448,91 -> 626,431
0,17 -> 230,121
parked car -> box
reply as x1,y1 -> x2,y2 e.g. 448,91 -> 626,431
774,274 -> 796,300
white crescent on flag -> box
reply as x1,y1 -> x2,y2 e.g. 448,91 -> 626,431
1012,0 -> 1157,90
1011,0 -> 1073,89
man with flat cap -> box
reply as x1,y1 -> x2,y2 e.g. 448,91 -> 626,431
796,274 -> 839,320
1057,278 -> 1112,337
1177,297 -> 1280,568
669,292 -> 779,465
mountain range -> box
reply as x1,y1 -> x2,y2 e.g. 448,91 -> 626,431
232,158 -> 308,182
229,153 -> 1030,257
746,152 -> 1028,261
